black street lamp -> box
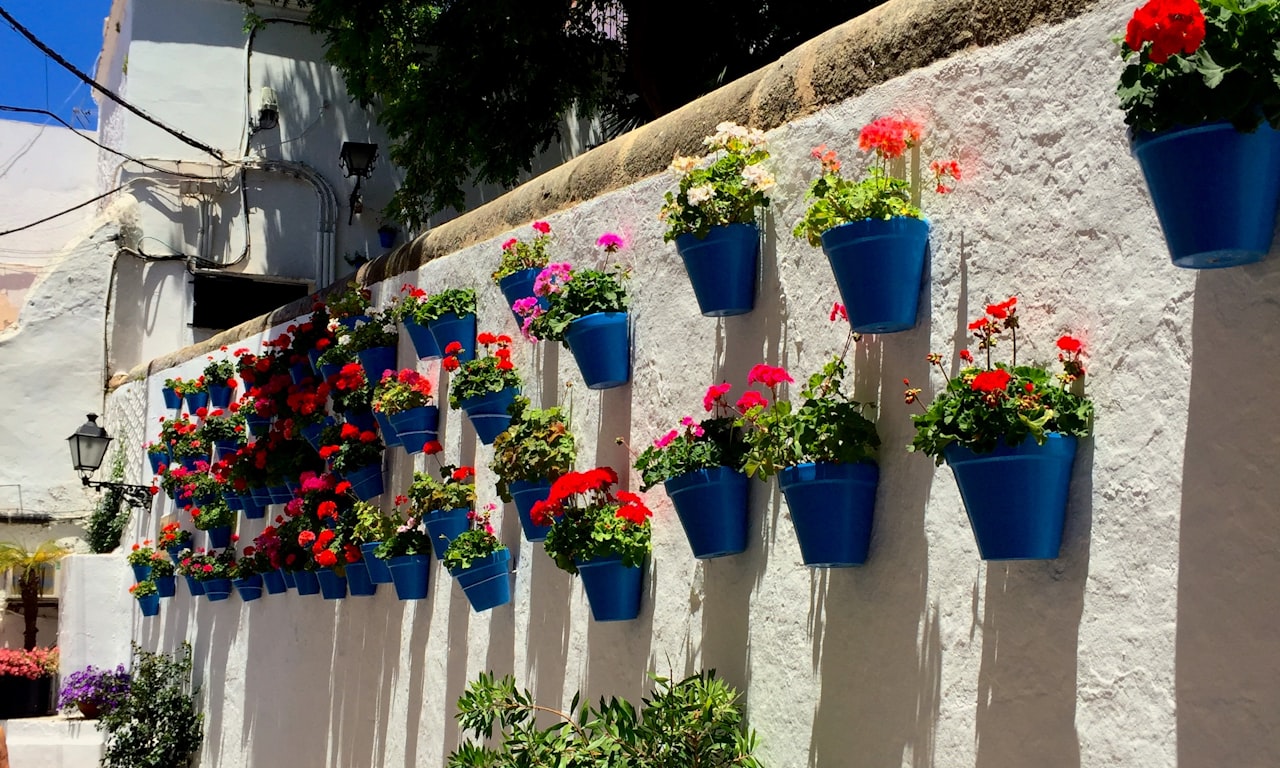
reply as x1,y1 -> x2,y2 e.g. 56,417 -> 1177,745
339,140 -> 379,225
66,414 -> 153,509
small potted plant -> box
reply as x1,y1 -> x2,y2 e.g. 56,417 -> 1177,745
176,548 -> 236,601
150,556 -> 176,598
305,528 -> 352,600
660,121 -> 773,316
793,119 -> 960,333
161,377 -> 184,410
418,287 -> 478,363
735,320 -> 882,567
492,221 -> 554,320
318,422 -> 385,500
387,284 -> 441,359
190,498 -> 236,549
250,526 -> 288,594
352,500 -> 399,586
0,647 -> 59,718
126,540 -> 157,582
517,245 -> 631,389
632,396 -> 750,560
58,664 -> 130,719
177,375 -> 210,412
158,522 -> 192,561
446,333 -> 521,444
373,510 -> 436,600
229,545 -> 270,602
202,354 -> 238,408
327,361 -> 388,443
1119,0 -> 1280,267
406,465 -> 478,559
197,409 -> 246,460
144,442 -> 169,474
443,505 -> 512,612
905,297 -> 1094,559
373,368 -> 439,454
534,467 -> 652,622
130,578 -> 161,616
490,396 -> 577,541
327,282 -> 372,328
345,310 -> 400,386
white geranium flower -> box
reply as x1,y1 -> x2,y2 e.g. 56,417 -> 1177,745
687,184 -> 716,205
741,164 -> 775,192
669,155 -> 698,174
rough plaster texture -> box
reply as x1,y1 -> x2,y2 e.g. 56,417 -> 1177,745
96,2 -> 1280,767
57,554 -> 134,673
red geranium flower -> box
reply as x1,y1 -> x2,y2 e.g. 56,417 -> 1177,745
985,296 -> 1017,320
422,440 -> 443,455
442,356 -> 460,372
703,382 -> 731,411
451,466 -> 476,481
444,341 -> 463,355
477,332 -> 497,345
736,390 -> 768,412
746,364 -> 793,388
1126,0 -> 1205,63
315,550 -> 338,568
1056,335 -> 1083,353
971,369 -> 1013,394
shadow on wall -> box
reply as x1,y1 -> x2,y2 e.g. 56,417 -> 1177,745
1176,261 -> 1280,768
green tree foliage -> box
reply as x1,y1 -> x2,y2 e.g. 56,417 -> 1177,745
85,449 -> 131,554
240,0 -> 881,226
99,643 -> 203,768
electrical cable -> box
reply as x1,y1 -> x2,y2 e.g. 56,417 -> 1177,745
0,105 -> 224,179
0,184 -> 126,237
0,4 -> 228,162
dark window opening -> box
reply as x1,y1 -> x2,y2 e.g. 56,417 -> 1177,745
192,272 -> 310,332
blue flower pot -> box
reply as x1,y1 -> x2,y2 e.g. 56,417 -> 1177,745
223,492 -> 244,511
293,570 -> 320,595
564,312 -> 630,389
184,390 -> 209,412
131,564 -> 153,582
156,575 -> 176,598
205,525 -> 233,549
203,577 -> 233,601
346,561 -> 377,596
499,268 -> 550,323
403,319 -> 442,360
233,575 -> 263,602
261,570 -> 287,594
821,217 -> 929,334
373,409 -> 401,448
166,544 -> 188,562
345,409 -> 377,432
249,486 -> 272,508
268,485 -> 292,504
665,466 -> 750,559
1131,121 -> 1280,268
183,575 -> 205,596
459,386 -> 518,445
425,507 -> 471,560
345,463 -> 385,501
426,311 -> 477,363
356,345 -> 398,387
388,406 -> 439,454
510,478 -> 553,542
301,421 -> 328,452
387,554 -> 430,600
208,384 -> 234,409
338,314 -> 371,330
213,440 -> 240,460
361,542 -> 393,584
245,414 -> 271,437
137,594 -> 160,617
777,462 -> 878,567
379,227 -> 398,249
942,434 -> 1078,560
281,568 -> 297,589
148,452 -> 167,474
316,569 -> 348,600
319,361 -> 342,380
307,348 -> 324,374
289,362 -> 313,385
451,549 -> 512,612
674,223 -> 759,316
179,454 -> 208,472
576,554 -> 643,622
162,387 -> 183,410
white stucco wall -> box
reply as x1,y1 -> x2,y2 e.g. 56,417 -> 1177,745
57,554 -> 134,671
100,2 -> 1280,767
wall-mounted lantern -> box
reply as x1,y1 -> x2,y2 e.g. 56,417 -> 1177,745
66,414 -> 153,509
339,141 -> 379,225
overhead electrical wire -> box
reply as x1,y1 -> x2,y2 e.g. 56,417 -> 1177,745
0,184 -> 127,237
0,4 -> 228,163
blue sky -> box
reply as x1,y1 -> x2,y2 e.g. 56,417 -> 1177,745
0,0 -> 113,129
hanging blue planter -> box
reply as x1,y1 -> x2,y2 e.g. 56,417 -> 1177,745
338,314 -> 372,331
261,570 -> 287,594
388,406 -> 439,454
356,345 -> 398,387
213,440 -> 240,460
203,578 -> 233,602
268,485 -> 292,504
289,362 -> 312,385
564,312 -> 630,389
244,414 -> 271,437
459,386 -> 518,445
155,575 -> 176,599
373,409 -> 402,448
223,492 -> 244,511
344,409 -> 377,433
674,223 -> 759,317
576,554 -> 643,622
360,543 -> 393,584
162,387 -> 183,410
205,525 -> 233,549
403,319 -> 443,360
498,268 -> 550,323
378,226 -> 399,249
233,575 -> 263,602
510,478 -> 553,542
184,390 -> 209,412
293,570 -> 321,595
345,463 -> 385,501
166,544 -> 187,563
942,434 -> 1078,560
821,217 -> 930,334
664,466 -> 750,559
1131,121 -> 1280,268
346,561 -> 377,596
316,569 -> 348,600
208,384 -> 234,409
248,486 -> 271,508
301,421 -> 327,452
387,554 -> 430,600
426,311 -> 477,363
451,549 -> 512,612
319,361 -> 342,380
147,452 -> 168,474
179,454 -> 208,472
130,564 -> 152,582
183,575 -> 205,596
137,594 -> 161,617
307,348 -> 324,375
425,507 -> 471,559
777,462 -> 878,567
281,568 -> 297,589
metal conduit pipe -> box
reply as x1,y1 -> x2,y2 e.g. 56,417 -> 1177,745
253,158 -> 339,288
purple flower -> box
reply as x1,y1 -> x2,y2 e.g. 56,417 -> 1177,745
58,664 -> 131,713
533,263 -> 573,297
